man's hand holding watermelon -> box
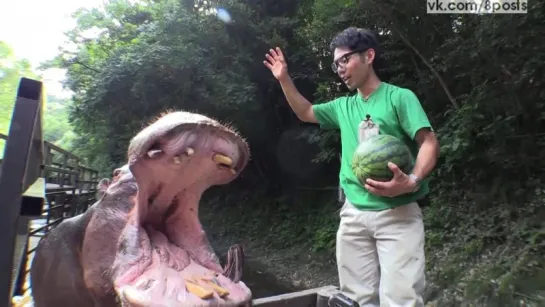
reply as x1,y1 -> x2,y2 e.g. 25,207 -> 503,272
363,161 -> 418,197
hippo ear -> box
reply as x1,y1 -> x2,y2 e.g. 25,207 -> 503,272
96,178 -> 111,199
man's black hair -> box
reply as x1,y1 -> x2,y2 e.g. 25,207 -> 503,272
329,27 -> 379,55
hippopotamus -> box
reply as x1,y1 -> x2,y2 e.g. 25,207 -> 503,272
30,111 -> 252,307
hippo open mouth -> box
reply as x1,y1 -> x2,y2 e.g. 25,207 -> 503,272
106,111 -> 252,306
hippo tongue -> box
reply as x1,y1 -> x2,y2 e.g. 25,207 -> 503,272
108,187 -> 250,307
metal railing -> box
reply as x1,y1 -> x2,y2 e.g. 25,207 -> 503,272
0,77 -> 99,307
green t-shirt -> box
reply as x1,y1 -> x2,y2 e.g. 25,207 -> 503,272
312,82 -> 433,211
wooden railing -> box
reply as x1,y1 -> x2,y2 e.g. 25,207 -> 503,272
0,77 -> 99,307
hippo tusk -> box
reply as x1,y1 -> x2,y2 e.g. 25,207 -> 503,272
222,244 -> 244,283
147,149 -> 163,159
213,153 -> 233,166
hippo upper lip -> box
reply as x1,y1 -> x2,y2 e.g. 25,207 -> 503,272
128,113 -> 250,171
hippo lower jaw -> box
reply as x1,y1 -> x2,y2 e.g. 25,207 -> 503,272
115,242 -> 251,307
109,113 -> 252,307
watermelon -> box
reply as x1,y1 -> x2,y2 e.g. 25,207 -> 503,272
351,134 -> 414,184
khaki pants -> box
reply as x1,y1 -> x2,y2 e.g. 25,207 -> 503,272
336,200 -> 426,307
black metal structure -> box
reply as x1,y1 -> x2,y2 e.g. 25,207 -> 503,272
0,77 -> 99,306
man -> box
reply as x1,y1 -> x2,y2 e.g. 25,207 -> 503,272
263,27 -> 439,306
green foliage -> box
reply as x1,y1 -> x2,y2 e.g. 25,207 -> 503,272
423,184 -> 545,306
201,188 -> 340,256
43,95 -> 75,148
0,41 -> 75,157
0,41 -> 37,146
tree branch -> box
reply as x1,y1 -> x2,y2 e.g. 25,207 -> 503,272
71,60 -> 101,73
372,2 -> 460,109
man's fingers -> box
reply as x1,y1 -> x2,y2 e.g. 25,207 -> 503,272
365,184 -> 394,197
265,53 -> 275,63
388,162 -> 400,172
365,184 -> 386,196
263,60 -> 273,69
275,47 -> 284,58
264,53 -> 276,69
388,162 -> 403,177
365,178 -> 387,190
269,48 -> 279,59
365,178 -> 396,197
270,47 -> 285,61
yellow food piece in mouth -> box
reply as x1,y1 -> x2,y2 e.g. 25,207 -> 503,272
184,276 -> 231,299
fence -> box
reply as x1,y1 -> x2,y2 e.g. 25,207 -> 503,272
0,77 -> 100,306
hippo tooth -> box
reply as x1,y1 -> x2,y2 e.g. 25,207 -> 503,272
213,153 -> 233,166
122,286 -> 150,306
147,149 -> 162,158
185,147 -> 195,156
172,156 -> 182,164
230,168 -> 236,175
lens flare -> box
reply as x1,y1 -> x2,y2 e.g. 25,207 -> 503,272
216,7 -> 232,23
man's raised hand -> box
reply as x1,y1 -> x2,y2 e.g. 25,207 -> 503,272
263,47 -> 288,81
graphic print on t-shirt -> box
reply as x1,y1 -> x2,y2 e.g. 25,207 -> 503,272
358,114 -> 380,143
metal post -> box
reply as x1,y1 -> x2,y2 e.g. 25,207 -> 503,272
0,77 -> 44,306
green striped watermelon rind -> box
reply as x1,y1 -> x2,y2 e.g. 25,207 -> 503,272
351,134 -> 414,185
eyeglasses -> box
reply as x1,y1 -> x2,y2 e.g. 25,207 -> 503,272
331,48 -> 367,73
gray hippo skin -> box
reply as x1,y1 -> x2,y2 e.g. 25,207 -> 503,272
30,111 -> 252,307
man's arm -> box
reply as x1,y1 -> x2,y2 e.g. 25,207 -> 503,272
363,88 -> 440,197
395,89 -> 440,189
394,88 -> 440,183
278,76 -> 317,123
410,128 -> 440,182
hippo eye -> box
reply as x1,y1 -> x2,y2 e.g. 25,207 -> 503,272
113,169 -> 121,177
